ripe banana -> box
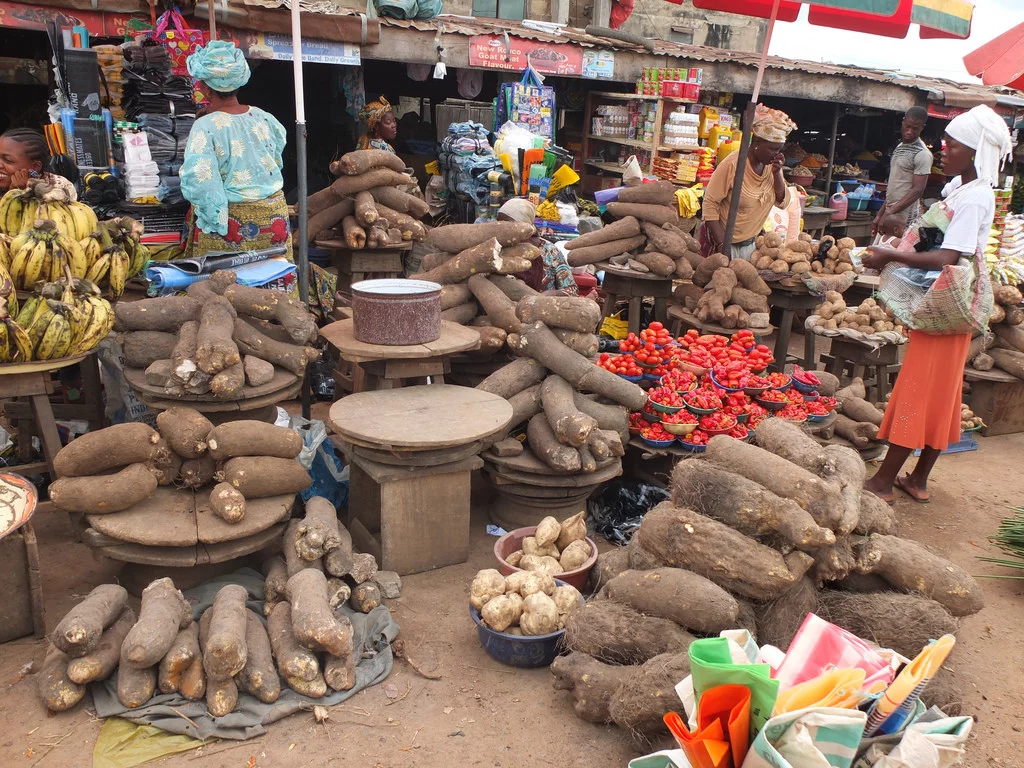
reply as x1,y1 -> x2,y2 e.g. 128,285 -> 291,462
55,235 -> 87,279
25,303 -> 55,352
85,252 -> 111,284
107,247 -> 129,298
22,239 -> 48,290
68,203 -> 98,241
0,321 -> 10,363
0,235 -> 9,272
18,198 -> 40,234
16,295 -> 42,327
35,306 -> 71,360
5,317 -> 32,362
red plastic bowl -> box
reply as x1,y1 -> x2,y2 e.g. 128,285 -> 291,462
493,525 -> 598,592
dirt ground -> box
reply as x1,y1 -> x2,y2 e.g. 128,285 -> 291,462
1,432 -> 1022,768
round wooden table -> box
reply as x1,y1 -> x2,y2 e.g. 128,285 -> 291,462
321,319 -> 481,393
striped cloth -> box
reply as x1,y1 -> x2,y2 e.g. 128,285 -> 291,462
741,707 -> 867,768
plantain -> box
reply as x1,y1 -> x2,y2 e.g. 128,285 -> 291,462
25,302 -> 55,352
21,239 -> 48,291
0,321 -> 10,362
85,252 -> 111,284
107,247 -> 130,298
6,317 -> 33,362
35,306 -> 71,360
15,295 -> 42,327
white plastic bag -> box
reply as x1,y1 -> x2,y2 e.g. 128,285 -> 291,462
622,155 -> 643,187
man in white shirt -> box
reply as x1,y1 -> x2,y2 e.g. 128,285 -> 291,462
873,106 -> 933,232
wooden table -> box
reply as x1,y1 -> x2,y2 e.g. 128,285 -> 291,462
666,305 -> 774,340
597,261 -> 673,336
965,367 -> 1024,436
767,286 -> 822,372
329,385 -> 512,574
321,318 -> 480,393
316,240 -> 410,290
821,337 -> 903,402
803,206 -> 834,240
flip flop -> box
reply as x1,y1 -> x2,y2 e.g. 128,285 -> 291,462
866,487 -> 896,505
895,474 -> 930,504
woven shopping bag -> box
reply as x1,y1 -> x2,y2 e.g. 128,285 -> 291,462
152,10 -> 206,76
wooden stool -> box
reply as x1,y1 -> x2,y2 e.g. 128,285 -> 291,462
1,370 -> 66,482
823,338 -> 902,402
666,305 -> 774,341
329,385 -> 512,575
597,262 -> 672,336
767,288 -> 821,372
316,240 -> 409,292
0,474 -> 44,640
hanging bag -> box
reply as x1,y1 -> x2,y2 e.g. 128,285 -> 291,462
497,65 -> 556,141
152,9 -> 206,77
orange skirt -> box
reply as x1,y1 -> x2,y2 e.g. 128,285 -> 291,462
878,330 -> 971,451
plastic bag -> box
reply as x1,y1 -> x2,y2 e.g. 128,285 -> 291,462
280,410 -> 349,511
622,155 -> 643,187
741,707 -> 868,768
96,337 -> 157,426
588,479 -> 669,545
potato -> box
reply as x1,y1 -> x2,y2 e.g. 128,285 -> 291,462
837,237 -> 856,250
823,319 -> 838,330
560,540 -> 591,571
507,593 -> 524,625
839,249 -> 853,264
764,232 -> 783,249
536,556 -> 564,575
482,595 -> 516,632
811,261 -> 823,273
761,246 -> 782,260
520,592 -> 560,636
519,554 -> 545,572
505,571 -> 531,595
825,258 -> 838,272
535,516 -> 560,548
470,569 -> 505,611
817,305 -> 834,320
755,235 -> 766,249
825,291 -> 843,304
827,246 -> 840,260
556,512 -> 587,550
755,255 -> 774,270
506,549 -> 524,567
520,572 -> 556,597
553,584 -> 583,619
523,536 -> 559,559
770,259 -> 789,273
791,261 -> 811,274
798,232 -> 812,243
872,321 -> 888,332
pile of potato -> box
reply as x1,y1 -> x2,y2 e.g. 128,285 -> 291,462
810,235 -> 859,275
751,232 -> 814,275
471,568 -> 582,636
504,513 -> 592,576
810,293 -> 906,336
990,285 -> 1023,326
961,404 -> 985,431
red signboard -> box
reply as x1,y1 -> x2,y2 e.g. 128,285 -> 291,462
0,2 -> 147,38
468,34 -> 583,76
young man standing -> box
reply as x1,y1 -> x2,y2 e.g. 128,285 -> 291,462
874,106 -> 933,231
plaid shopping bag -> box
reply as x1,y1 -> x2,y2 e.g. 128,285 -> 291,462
152,10 -> 206,76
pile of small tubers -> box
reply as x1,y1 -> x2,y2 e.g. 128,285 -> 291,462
48,411 -> 311,522
960,403 -> 985,431
751,231 -> 813,275
503,513 -> 592,576
471,569 -> 583,636
809,235 -> 860,275
116,270 -> 319,400
810,293 -> 906,336
685,258 -> 772,329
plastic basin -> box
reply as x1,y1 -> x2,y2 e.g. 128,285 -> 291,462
493,527 -> 598,592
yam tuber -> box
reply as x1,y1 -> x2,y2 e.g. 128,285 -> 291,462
50,463 -> 159,515
263,555 -> 289,609
157,407 -> 213,459
416,238 -> 503,284
233,318 -> 318,378
369,185 -> 429,218
855,493 -> 897,536
617,181 -> 677,206
527,414 -> 580,472
550,652 -> 628,724
328,169 -> 413,201
324,651 -> 357,692
350,582 -> 382,613
517,295 -> 602,333
729,259 -> 771,296
605,568 -> 739,633
565,217 -> 642,250
287,569 -> 355,657
203,584 -> 249,680
54,423 -> 160,477
295,496 -> 343,561
114,296 -> 201,332
374,203 -> 426,242
818,590 -> 958,659
220,456 -> 310,499
179,657 -> 206,701
67,607 -> 136,685
324,521 -> 355,579
121,577 -> 192,669
207,421 -> 301,461
565,235 -> 646,268
223,283 -> 316,345
267,601 -> 320,681
990,348 -> 1024,380
467,273 -> 521,333
564,599 -> 695,664
693,253 -> 729,288
39,646 -> 86,712
210,361 -> 245,399
50,583 -> 129,657
195,297 -> 241,375
822,445 -> 865,534
334,148 -> 407,176
541,375 -> 598,447
635,251 -> 676,277
307,198 -> 354,242
608,652 -> 694,736
427,221 -> 534,252
489,274 -> 538,301
834,414 -> 879,449
197,611 -> 238,716
157,622 -> 199,694
574,394 -> 629,442
236,610 -> 281,704
117,662 -> 157,709
605,202 -> 680,227
477,357 -> 547,399
754,418 -> 836,476
121,331 -> 178,369
179,455 -> 217,489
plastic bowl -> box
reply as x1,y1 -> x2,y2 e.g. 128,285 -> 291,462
736,412 -> 750,424
641,410 -> 661,424
677,439 -> 707,452
778,414 -> 808,424
649,399 -> 684,414
709,371 -> 744,394
769,374 -> 792,391
493,527 -> 598,592
806,412 -> 829,423
618,373 -> 643,383
702,416 -> 738,437
756,397 -> 788,412
641,436 -> 676,449
791,377 -> 820,394
469,579 -> 584,668
662,421 -> 697,436
801,390 -> 820,402
742,384 -> 770,397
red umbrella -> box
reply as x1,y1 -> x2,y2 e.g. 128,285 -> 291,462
963,22 -> 1024,91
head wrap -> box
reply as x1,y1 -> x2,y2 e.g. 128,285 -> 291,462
359,97 -> 393,132
187,41 -> 250,93
751,104 -> 797,144
498,198 -> 536,225
946,105 -> 1014,187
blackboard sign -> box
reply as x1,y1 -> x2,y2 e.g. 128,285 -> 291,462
72,118 -> 109,170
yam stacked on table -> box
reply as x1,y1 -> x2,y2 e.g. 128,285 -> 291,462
40,496 -> 400,714
553,419 -> 982,739
306,149 -> 428,247
970,284 -> 1024,379
681,257 -> 772,329
808,294 -> 906,336
48,412 -> 311,520
115,270 -> 319,400
750,233 -> 860,277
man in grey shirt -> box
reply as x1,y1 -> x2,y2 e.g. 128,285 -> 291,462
874,106 -> 933,232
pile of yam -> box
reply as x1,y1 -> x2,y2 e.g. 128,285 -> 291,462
307,149 -> 427,247
809,293 -> 906,337
808,235 -> 862,276
977,303 -> 1024,379
49,411 -> 311,521
115,270 -> 319,400
683,259 -> 771,330
551,418 -> 980,742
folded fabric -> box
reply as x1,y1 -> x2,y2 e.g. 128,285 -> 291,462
740,707 -> 867,768
773,669 -> 867,716
689,637 -> 779,739
666,684 -> 751,768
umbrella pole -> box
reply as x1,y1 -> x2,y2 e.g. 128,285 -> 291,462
824,103 -> 840,198
722,0 -> 781,252
291,0 -> 311,420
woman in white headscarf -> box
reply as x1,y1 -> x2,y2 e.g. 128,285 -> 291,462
863,105 -> 1012,504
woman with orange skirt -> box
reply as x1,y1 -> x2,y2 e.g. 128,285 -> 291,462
863,105 -> 1012,503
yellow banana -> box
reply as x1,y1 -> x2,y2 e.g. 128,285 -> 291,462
0,321 -> 10,362
16,296 -> 41,327
107,247 -> 129,298
80,235 -> 101,268
76,297 -> 112,352
8,232 -> 31,256
19,198 -> 40,233
56,235 -> 87,279
70,297 -> 93,349
25,304 -> 53,353
0,236 -> 9,271
9,238 -> 35,288
0,191 -> 24,235
36,309 -> 69,360
21,239 -> 48,290
7,318 -> 32,362
68,203 -> 97,240
85,252 -> 111,284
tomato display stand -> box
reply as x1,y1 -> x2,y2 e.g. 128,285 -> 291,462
329,385 -> 512,575
597,261 -> 673,337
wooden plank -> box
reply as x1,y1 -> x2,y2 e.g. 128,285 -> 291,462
201,523 -> 286,565
349,453 -> 482,484
195,493 -> 295,544
0,371 -> 51,398
347,440 -> 483,468
343,251 -> 404,274
348,516 -> 383,564
329,383 -> 512,449
964,367 -> 1018,384
379,470 -> 471,575
596,261 -> 674,284
321,319 -> 480,362
96,542 -> 201,567
136,380 -> 302,413
969,378 -> 1024,437
124,366 -> 299,402
486,458 -> 623,488
316,240 -> 411,252
87,487 -> 198,547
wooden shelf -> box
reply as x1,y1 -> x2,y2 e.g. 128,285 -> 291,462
591,91 -> 700,104
658,145 -> 700,153
586,134 -> 653,149
584,161 -> 623,174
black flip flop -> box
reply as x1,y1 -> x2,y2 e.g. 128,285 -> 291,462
895,474 -> 930,504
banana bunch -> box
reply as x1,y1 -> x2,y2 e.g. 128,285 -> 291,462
0,188 -> 40,235
0,259 -> 19,319
0,234 -> 10,271
79,217 -> 148,297
0,182 -> 98,239
7,220 -> 88,290
4,275 -> 113,362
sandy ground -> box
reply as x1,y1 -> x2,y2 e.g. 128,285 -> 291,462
1,432 -> 1022,768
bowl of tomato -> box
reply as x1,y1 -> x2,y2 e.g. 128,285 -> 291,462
699,412 -> 737,437
801,390 -> 819,402
755,390 -> 788,411
767,372 -> 792,391
791,367 -> 822,394
776,404 -> 807,423
660,410 -> 698,436
678,428 -> 709,452
628,412 -> 646,435
708,370 -> 745,394
729,423 -> 750,441
640,423 -> 676,448
660,370 -> 697,394
648,386 -> 685,414
683,389 -> 722,416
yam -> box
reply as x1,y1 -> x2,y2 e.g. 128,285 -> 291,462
627,535 -> 666,570
324,522 -> 355,579
574,395 -> 629,442
232,317 -> 318,377
416,238 -> 503,284
990,348 -> 1024,380
334,148 -> 407,176
488,275 -> 538,301
552,329 -> 599,357
670,458 -> 835,551
693,253 -> 729,288
605,568 -> 739,633
66,608 -> 136,684
54,422 -> 161,477
195,297 -> 241,375
327,577 -> 352,609
440,282 -> 472,310
39,645 -> 86,712
267,601 -> 320,682
864,535 -> 984,616
592,548 -> 630,591
635,251 -> 676,277
287,569 -> 355,656
818,590 -> 958,659
834,415 -> 879,449
730,286 -> 769,314
517,295 -> 603,333
179,657 -> 206,701
207,421 -> 301,462
504,383 -> 542,432
340,215 -> 366,249
606,202 -> 680,227
324,651 -> 357,692
369,186 -> 429,219
202,584 -> 249,680
294,496 -> 343,561
116,662 -> 157,709
550,652 -> 628,724
567,217 -> 642,250
121,331 -> 178,368
994,323 -> 1024,354
197,611 -> 238,716
307,198 -> 354,241
157,622 -> 199,694
350,582 -> 382,613
842,396 -> 884,426
236,610 -> 280,704
284,672 -> 328,698
114,296 -> 201,332
427,221 -> 534,253
608,652 -> 694,737
703,436 -> 845,530
755,577 -> 818,651
564,599 -> 695,665
639,221 -> 688,260
477,357 -> 547,399
284,520 -> 322,577
561,539 -> 591,570
157,407 -> 213,459
210,361 -> 245,399
264,555 -> 288,608
636,503 -> 815,600
527,413 -> 580,472
122,577 -> 192,669
179,455 -> 217,489
328,168 -> 413,200
50,463 -> 159,515
440,303 -> 477,325
170,320 -> 202,388
973,352 -> 995,371
374,203 -> 427,242
220,456 -> 310,499
565,235 -> 646,268
754,418 -> 836,476
349,552 -> 379,584
995,284 -> 1022,307
674,258 -> 694,280
223,283 -> 317,345
467,273 -> 520,333
822,445 -> 865,534
541,375 -> 598,447
814,370 -> 841,397
50,583 -> 129,657
617,181 -> 677,206
855,493 -> 897,536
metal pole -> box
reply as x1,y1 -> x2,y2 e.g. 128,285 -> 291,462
292,0 -> 311,419
824,103 -> 841,198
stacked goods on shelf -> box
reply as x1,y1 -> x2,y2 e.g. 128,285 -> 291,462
986,214 -> 1024,287
94,46 -> 126,122
307,150 -> 427,246
684,258 -> 772,329
114,270 -> 319,400
553,420 -> 980,739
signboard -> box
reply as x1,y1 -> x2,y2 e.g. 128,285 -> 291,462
469,34 -> 583,76
582,50 -> 614,79
0,2 -> 144,38
244,31 -> 359,65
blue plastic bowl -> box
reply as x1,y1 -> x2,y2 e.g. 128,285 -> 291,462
618,373 -> 643,383
791,378 -> 820,394
806,412 -> 829,423
643,373 -> 662,382
470,580 -> 584,668
641,436 -> 675,449
677,439 -> 706,452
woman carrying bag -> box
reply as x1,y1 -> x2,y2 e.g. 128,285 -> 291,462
863,105 -> 1012,504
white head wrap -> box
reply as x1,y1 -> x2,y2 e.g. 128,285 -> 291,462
946,105 -> 1014,186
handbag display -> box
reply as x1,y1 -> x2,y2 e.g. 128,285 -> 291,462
152,10 -> 206,77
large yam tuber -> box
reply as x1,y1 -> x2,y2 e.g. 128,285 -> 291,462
341,215 -> 366,249
50,463 -> 159,514
122,577 -> 192,669
731,286 -> 770,314
204,584 -> 249,680
179,657 -> 206,701
517,295 -> 602,333
527,414 -> 580,472
467,273 -> 520,333
608,652 -> 694,736
267,602 -> 320,682
232,318 -> 318,377
324,651 -> 356,692
157,622 -> 200,693
170,320 -> 203,390
307,198 -> 354,242
754,419 -> 836,476
157,407 -> 213,459
350,582 -> 382,613
179,455 -> 217,489
198,611 -> 238,716
703,436 -> 845,530
617,181 -> 677,206
263,555 -> 288,613
488,274 -> 538,301
195,297 -> 240,375
670,457 -> 835,551
371,204 -> 427,242
994,323 -> 1024,355
114,296 -> 201,332
834,415 -> 879,449
635,251 -> 676,277
627,535 -> 666,570
755,576 -> 819,651
440,302 -> 478,325
369,186 -> 429,219
54,423 -> 160,477
50,583 -> 128,657
287,569 -> 355,657
223,284 -> 316,345
471,326 -> 508,356
541,375 -> 597,447
513,322 -> 647,411
693,253 -> 729,288
605,568 -> 739,633
66,608 -> 135,684
211,362 -> 245,399
566,217 -> 641,250
416,238 -> 503,284
427,221 -> 534,252
592,548 -> 631,591
552,329 -> 599,357
822,445 -> 865,534
842,396 -> 885,426
856,492 -> 897,536
605,202 -> 680,227
295,496 -> 343,561
565,235 -> 646,268
636,503 -> 815,600
324,521 -> 354,579
328,168 -> 413,200
220,456 -> 311,499
121,331 -> 178,368
441,282 -> 472,310
864,535 -> 984,616
477,357 -> 547,399
574,395 -> 629,442
505,383 -> 542,430
334,148 -> 407,176
990,348 -> 1024,379
39,645 -> 86,712
236,610 -> 281,704
729,259 -> 771,296
207,421 -> 301,461
550,652 -> 629,723
284,519 -> 323,577
117,663 -> 157,709
563,599 -> 695,664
